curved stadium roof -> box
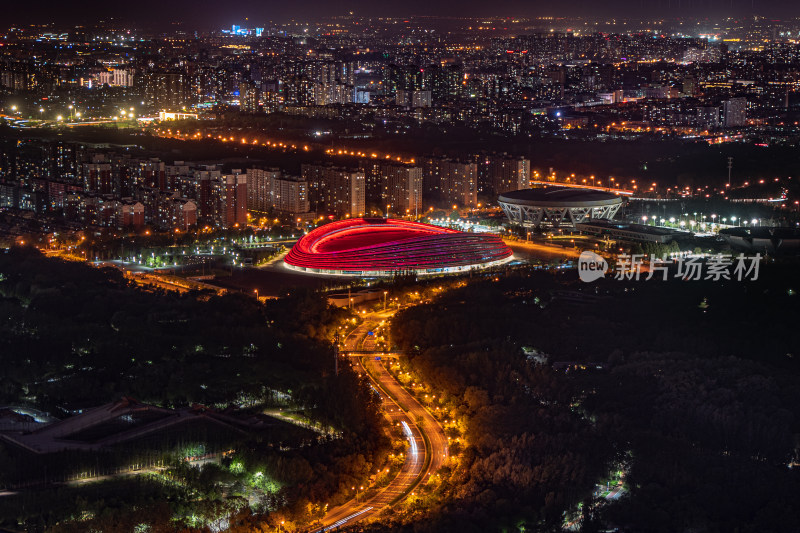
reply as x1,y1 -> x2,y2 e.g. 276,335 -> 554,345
285,218 -> 513,276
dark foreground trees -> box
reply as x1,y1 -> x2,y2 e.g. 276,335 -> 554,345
383,268 -> 800,532
0,248 -> 388,531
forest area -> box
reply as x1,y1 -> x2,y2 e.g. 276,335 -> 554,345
385,267 -> 800,532
0,247 -> 389,531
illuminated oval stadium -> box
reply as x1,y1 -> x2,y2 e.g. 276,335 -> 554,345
284,218 -> 513,276
498,186 -> 624,228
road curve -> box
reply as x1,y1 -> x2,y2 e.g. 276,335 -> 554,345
308,312 -> 447,532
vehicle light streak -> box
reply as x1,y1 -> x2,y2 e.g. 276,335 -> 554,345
323,507 -> 374,531
402,421 -> 418,456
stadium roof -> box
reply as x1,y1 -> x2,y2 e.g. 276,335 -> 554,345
498,186 -> 623,207
285,218 -> 513,276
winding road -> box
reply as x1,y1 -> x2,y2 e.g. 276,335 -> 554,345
309,311 -> 448,531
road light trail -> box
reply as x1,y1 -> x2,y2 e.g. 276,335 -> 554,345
322,507 -> 374,531
309,310 -> 447,532
401,422 -> 417,456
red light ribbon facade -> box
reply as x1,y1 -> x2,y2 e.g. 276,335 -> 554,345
285,218 -> 512,275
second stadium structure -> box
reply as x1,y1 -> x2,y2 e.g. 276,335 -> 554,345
284,218 -> 513,276
498,186 -> 624,228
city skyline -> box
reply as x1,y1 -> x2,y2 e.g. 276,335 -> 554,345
4,1 -> 800,29
1,6 -> 800,533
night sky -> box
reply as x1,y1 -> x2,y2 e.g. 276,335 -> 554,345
3,0 -> 800,29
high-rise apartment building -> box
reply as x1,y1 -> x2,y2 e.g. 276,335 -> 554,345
239,82 -> 260,113
96,69 -> 134,87
247,168 -> 281,213
440,160 -> 478,207
82,161 -> 113,195
722,97 -> 746,128
301,164 -> 365,217
325,169 -> 365,217
272,175 -> 310,215
213,172 -> 247,228
383,164 -> 422,216
490,156 -> 530,195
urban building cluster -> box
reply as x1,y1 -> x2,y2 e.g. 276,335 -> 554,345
0,137 -> 532,231
0,139 -> 247,230
3,16 -> 800,141
3,16 -> 800,235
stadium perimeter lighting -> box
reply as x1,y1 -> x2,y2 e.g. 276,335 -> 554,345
284,218 -> 513,277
